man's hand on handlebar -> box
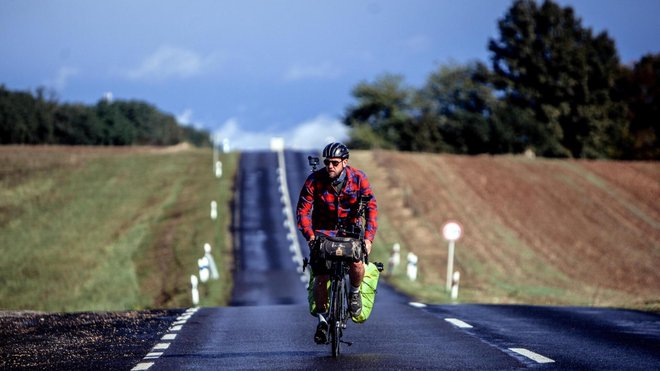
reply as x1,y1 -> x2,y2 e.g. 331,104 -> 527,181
308,235 -> 316,249
364,239 -> 372,255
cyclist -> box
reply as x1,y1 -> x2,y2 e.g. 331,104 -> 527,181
296,142 -> 378,344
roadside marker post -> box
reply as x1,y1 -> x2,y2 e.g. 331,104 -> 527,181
388,243 -> 401,274
407,252 -> 418,281
215,161 -> 223,178
442,221 -> 463,292
451,271 -> 461,300
198,257 -> 210,283
212,135 -> 219,173
204,243 -> 219,280
210,201 -> 218,220
190,275 -> 199,306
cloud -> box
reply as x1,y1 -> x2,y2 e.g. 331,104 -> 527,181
288,115 -> 349,149
176,108 -> 206,129
176,108 -> 194,125
47,66 -> 78,91
284,62 -> 342,81
214,115 -> 348,150
126,45 -> 213,81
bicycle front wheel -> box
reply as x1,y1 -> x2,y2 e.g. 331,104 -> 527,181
331,320 -> 341,357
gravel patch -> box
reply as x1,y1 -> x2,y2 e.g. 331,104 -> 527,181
0,309 -> 183,370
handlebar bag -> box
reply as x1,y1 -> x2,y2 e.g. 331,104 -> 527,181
318,236 -> 362,262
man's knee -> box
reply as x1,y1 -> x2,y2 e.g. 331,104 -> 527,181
350,261 -> 365,272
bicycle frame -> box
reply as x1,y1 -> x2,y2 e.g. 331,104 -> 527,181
327,258 -> 351,358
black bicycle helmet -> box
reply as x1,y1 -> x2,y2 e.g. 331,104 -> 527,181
322,142 -> 349,159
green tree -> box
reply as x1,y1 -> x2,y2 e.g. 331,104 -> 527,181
417,62 -> 500,154
615,54 -> 660,159
489,0 -> 626,158
343,74 -> 415,149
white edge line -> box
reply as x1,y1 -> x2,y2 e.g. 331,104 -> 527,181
276,149 -> 309,284
445,318 -> 474,329
509,348 -> 555,364
131,362 -> 154,371
408,302 -> 427,308
132,308 -> 198,370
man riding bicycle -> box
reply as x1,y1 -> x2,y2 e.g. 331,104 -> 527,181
296,142 -> 378,344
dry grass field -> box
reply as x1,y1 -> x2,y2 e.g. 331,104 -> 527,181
351,150 -> 660,310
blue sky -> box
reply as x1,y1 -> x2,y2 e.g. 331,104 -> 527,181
1,1 -> 659,149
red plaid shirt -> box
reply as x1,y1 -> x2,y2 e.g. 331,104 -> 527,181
296,165 -> 378,242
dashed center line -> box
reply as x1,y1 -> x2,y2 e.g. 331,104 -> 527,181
408,302 -> 427,308
444,318 -> 474,328
509,348 -> 555,364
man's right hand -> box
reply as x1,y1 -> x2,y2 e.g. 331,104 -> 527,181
308,236 -> 316,249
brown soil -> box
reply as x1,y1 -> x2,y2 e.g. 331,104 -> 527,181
352,150 -> 660,308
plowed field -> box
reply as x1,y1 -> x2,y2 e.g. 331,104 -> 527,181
351,150 -> 660,309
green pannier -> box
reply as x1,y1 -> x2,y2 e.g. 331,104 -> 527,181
351,261 -> 380,323
307,262 -> 380,324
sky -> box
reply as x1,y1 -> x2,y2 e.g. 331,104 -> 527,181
1,1 -> 659,150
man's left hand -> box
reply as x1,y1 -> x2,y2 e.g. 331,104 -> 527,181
364,239 -> 372,255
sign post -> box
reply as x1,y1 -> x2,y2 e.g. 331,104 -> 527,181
442,221 -> 463,292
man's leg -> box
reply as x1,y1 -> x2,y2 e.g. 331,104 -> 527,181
313,274 -> 329,344
314,274 -> 329,313
348,261 -> 365,316
349,261 -> 365,287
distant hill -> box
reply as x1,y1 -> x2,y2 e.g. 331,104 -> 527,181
352,150 -> 659,310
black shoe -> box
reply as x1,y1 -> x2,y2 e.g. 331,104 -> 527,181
314,319 -> 328,344
349,291 -> 362,317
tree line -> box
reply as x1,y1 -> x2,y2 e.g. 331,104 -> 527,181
0,85 -> 210,147
343,0 -> 658,160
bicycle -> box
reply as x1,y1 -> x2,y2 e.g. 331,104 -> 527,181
304,194 -> 382,358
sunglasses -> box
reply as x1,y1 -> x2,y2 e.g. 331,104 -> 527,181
323,159 -> 343,167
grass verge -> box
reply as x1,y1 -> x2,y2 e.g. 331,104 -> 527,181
0,146 -> 236,311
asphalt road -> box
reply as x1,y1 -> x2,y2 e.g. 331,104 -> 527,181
136,150 -> 660,370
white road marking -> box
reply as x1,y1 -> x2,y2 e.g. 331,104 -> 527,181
153,342 -> 170,350
509,348 -> 555,363
133,307 -> 197,370
445,318 -> 474,329
275,150 -> 309,284
131,362 -> 154,370
408,302 -> 427,308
